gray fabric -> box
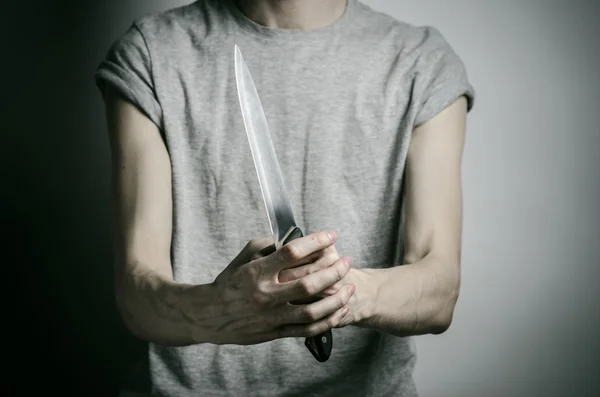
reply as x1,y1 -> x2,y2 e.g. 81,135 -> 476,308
96,0 -> 475,396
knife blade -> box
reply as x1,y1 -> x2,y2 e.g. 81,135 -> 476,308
234,44 -> 333,363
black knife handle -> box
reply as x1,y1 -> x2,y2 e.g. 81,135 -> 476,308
281,226 -> 333,363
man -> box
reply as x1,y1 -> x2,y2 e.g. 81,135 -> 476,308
96,0 -> 475,395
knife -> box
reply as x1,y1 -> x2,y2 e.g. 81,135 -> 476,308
234,44 -> 333,363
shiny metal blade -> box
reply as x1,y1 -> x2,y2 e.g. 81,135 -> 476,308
234,45 -> 297,248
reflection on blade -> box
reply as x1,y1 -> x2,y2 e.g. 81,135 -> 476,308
234,44 -> 297,248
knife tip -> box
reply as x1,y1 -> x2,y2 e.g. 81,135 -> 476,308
234,44 -> 245,67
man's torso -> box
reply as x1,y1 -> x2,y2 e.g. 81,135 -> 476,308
103,0 -> 446,395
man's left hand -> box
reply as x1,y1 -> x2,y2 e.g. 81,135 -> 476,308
277,247 -> 374,328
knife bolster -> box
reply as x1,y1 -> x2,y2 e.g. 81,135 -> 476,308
280,225 -> 304,247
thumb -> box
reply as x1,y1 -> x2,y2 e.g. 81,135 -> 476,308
231,236 -> 275,266
250,242 -> 277,261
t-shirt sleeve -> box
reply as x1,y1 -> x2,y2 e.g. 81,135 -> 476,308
95,22 -> 163,129
413,26 -> 475,128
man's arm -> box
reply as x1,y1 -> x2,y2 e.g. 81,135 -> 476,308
103,86 -> 215,346
354,96 -> 468,336
103,87 -> 353,346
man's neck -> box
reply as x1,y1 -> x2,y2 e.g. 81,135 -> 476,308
234,0 -> 348,30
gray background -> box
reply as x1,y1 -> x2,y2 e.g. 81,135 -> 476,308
3,0 -> 598,395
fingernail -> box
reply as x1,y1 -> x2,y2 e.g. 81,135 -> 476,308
341,306 -> 349,316
327,231 -> 337,243
349,283 -> 356,294
344,257 -> 353,268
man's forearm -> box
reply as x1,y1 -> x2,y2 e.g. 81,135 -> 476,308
116,263 -> 216,346
356,254 -> 460,336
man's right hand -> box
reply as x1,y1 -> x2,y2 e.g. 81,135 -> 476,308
103,90 -> 354,347
204,230 -> 355,345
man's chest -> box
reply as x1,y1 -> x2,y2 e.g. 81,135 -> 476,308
156,46 -> 415,247
152,39 -> 419,268
158,47 -> 416,178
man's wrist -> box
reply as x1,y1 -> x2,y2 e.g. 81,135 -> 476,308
177,281 -> 221,345
349,268 -> 381,326
350,260 -> 460,336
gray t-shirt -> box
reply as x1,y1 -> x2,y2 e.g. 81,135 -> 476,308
96,0 -> 475,396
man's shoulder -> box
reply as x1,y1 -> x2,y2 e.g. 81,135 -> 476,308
353,2 -> 434,51
131,0 -> 220,42
355,1 -> 415,31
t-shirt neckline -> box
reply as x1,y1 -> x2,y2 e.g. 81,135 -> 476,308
222,0 -> 357,43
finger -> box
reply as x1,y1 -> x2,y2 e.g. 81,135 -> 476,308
273,247 -> 325,279
277,305 -> 351,338
289,283 -> 340,304
288,278 -> 345,305
282,283 -> 355,325
334,308 -> 354,328
278,246 -> 340,283
321,280 -> 345,295
273,256 -> 352,303
233,236 -> 274,265
263,230 -> 337,272
250,242 -> 277,262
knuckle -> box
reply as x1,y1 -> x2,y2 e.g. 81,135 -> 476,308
301,306 -> 318,322
250,291 -> 267,307
251,288 -> 273,308
245,263 -> 261,281
281,244 -> 301,262
298,279 -> 315,296
305,265 -> 318,276
327,315 -> 339,330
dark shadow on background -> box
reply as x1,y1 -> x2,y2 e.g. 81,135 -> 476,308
3,2 -> 145,395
